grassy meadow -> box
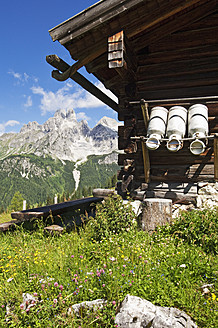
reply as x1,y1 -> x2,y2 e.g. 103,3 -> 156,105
0,196 -> 217,327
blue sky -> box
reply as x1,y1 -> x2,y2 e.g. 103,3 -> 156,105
0,0 -> 118,135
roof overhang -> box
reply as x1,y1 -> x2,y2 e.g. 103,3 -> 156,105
49,0 -> 144,44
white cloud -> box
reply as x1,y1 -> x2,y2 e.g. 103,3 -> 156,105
31,81 -> 118,115
76,112 -> 91,121
0,120 -> 20,135
24,96 -> 33,108
8,70 -> 37,84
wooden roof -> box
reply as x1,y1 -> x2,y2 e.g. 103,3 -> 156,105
49,0 -> 218,104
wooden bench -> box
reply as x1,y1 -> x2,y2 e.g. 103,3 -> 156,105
11,197 -> 103,220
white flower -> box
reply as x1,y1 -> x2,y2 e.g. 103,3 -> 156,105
7,277 -> 13,282
109,257 -> 116,261
180,264 -> 186,268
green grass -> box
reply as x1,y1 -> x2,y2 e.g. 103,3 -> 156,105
0,199 -> 217,327
0,213 -> 12,224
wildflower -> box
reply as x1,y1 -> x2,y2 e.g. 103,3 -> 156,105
80,255 -> 83,259
54,282 -> 58,287
179,264 -> 186,268
211,293 -> 216,301
33,293 -> 38,297
102,284 -> 105,287
109,257 -> 116,261
59,285 -> 63,291
7,277 -> 13,282
53,299 -> 58,304
112,301 -> 116,306
20,304 -> 24,310
71,255 -> 74,258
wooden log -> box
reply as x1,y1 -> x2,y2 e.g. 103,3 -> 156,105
92,189 -> 115,198
141,198 -> 172,232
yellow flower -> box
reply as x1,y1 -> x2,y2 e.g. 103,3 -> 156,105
211,293 -> 216,301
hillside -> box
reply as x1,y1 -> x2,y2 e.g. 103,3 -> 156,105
0,110 -> 120,209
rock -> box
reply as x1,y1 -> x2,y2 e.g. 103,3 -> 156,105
68,299 -> 107,316
123,200 -> 142,216
115,295 -> 197,328
44,225 -> 64,235
20,293 -> 38,311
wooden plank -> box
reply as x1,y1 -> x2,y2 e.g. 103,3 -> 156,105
52,0 -> 146,44
137,71 -> 218,92
137,56 -> 218,78
214,134 -> 218,181
136,85 -> 218,101
149,25 -> 218,53
108,31 -> 124,68
137,44 -> 218,66
132,0 -> 217,51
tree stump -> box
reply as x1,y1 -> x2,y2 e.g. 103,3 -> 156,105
141,198 -> 172,232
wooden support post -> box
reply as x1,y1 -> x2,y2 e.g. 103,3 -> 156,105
140,99 -> 150,183
141,141 -> 150,183
141,198 -> 172,232
140,99 -> 149,129
214,134 -> 218,181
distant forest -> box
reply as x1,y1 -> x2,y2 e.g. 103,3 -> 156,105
0,153 -> 119,212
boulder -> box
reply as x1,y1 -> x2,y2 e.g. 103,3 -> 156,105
68,299 -> 107,316
115,295 -> 197,328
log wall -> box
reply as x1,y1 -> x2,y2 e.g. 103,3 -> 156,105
118,102 -> 218,190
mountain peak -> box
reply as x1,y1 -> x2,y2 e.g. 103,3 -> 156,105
54,108 -> 76,120
96,116 -> 120,131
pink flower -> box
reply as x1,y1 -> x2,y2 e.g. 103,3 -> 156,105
33,292 -> 38,297
102,284 -> 105,287
80,255 -> 83,259
41,284 -> 45,290
112,301 -> 116,306
59,285 -> 63,291
103,264 -> 107,268
54,282 -> 58,287
53,299 -> 58,304
26,308 -> 30,313
71,255 -> 74,258
20,304 -> 24,309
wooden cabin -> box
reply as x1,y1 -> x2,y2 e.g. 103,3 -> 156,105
48,0 -> 218,201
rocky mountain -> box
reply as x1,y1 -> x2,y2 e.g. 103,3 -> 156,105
0,109 -> 120,162
0,110 -> 121,210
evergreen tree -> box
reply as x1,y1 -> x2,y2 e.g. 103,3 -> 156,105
8,191 -> 24,212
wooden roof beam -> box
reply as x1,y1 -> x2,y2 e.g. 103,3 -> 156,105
46,54 -> 119,112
